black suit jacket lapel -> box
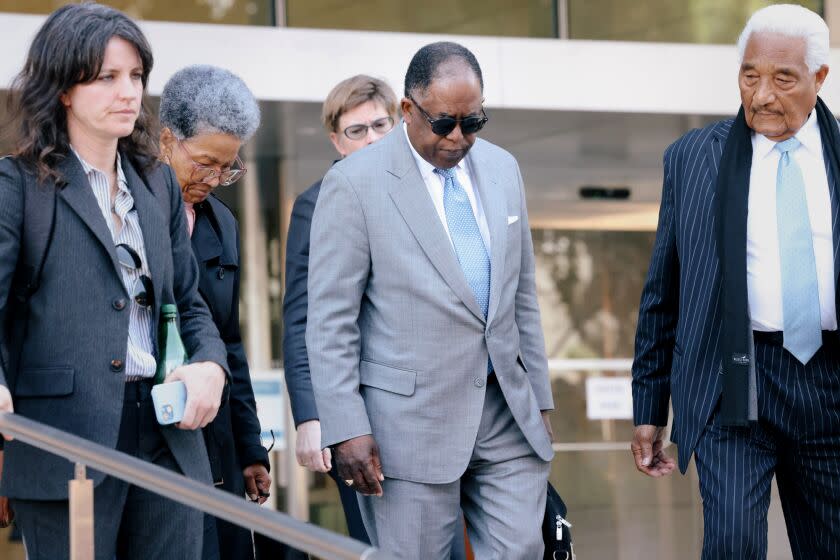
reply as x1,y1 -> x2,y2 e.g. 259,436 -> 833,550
704,119 -> 731,182
56,154 -> 123,280
191,208 -> 223,264
819,137 -> 840,316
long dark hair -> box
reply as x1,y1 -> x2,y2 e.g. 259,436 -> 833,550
7,3 -> 158,182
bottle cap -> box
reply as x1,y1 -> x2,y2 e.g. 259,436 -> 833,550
161,304 -> 178,317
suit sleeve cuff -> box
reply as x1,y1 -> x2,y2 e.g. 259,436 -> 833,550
633,395 -> 670,426
321,423 -> 372,450
238,444 -> 270,472
289,392 -> 319,428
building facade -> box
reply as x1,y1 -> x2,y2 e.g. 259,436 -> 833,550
0,1 -> 836,557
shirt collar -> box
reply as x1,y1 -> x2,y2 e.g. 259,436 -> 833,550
402,122 -> 467,179
752,110 -> 821,160
71,146 -> 129,192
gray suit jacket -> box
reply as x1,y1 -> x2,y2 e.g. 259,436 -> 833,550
0,154 -> 228,500
306,129 -> 553,484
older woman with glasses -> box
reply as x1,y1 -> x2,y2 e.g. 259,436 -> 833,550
158,65 -> 268,560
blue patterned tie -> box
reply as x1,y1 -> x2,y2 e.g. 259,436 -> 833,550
435,167 -> 491,318
776,137 -> 822,364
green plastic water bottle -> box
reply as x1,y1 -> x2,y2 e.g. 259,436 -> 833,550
154,304 -> 189,384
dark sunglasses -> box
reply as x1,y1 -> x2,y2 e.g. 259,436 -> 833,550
408,95 -> 488,136
116,243 -> 155,309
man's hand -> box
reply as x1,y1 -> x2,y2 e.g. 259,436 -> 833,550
0,495 -> 14,529
0,450 -> 12,528
165,362 -> 226,430
541,411 -> 555,443
631,424 -> 676,478
243,463 -> 271,505
295,420 -> 332,473
334,435 -> 384,497
0,385 -> 13,441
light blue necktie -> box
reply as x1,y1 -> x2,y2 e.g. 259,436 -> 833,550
435,167 -> 491,319
776,137 -> 822,364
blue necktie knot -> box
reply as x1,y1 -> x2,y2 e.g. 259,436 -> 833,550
775,137 -> 801,154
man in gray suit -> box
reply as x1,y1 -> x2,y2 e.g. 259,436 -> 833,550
307,41 -> 554,559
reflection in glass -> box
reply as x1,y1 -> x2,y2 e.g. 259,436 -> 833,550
569,0 -> 823,43
286,0 -> 556,38
533,229 -> 655,359
0,0 -> 274,26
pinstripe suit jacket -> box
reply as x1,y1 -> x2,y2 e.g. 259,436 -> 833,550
0,154 -> 229,500
632,117 -> 840,474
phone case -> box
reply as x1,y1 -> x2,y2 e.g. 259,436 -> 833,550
151,381 -> 187,425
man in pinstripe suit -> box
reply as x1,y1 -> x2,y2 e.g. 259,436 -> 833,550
631,5 -> 840,559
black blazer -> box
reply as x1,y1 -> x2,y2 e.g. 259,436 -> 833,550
0,155 -> 228,500
192,195 -> 268,482
282,179 -> 322,426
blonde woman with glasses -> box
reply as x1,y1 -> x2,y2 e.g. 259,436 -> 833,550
283,75 -> 398,546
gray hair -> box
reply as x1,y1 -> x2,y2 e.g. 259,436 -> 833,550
737,4 -> 829,74
159,64 -> 260,141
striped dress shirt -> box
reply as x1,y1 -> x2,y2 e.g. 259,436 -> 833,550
72,148 -> 157,380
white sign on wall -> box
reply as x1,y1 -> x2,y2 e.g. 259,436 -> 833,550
585,376 -> 634,420
251,370 -> 286,451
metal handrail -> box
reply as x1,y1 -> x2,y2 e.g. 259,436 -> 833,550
0,412 -> 382,560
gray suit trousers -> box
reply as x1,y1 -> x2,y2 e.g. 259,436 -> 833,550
357,382 -> 550,559
12,382 -> 205,560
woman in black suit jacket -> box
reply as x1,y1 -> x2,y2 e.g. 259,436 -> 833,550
0,6 -> 230,558
159,65 -> 269,560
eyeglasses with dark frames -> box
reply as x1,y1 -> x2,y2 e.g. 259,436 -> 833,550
407,95 -> 488,137
116,243 -> 155,309
176,139 -> 247,187
342,116 -> 395,140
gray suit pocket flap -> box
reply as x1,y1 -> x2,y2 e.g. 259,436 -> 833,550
359,360 -> 416,396
15,367 -> 74,397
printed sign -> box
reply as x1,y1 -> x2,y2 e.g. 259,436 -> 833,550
585,376 -> 633,420
251,370 -> 286,451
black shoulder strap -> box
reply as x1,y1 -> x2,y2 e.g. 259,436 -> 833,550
14,161 -> 57,303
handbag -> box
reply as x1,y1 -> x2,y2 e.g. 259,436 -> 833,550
542,481 -> 575,560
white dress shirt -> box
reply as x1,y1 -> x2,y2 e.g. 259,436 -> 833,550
403,123 -> 491,251
747,111 -> 837,331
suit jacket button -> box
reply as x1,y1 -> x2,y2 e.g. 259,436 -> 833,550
474,377 -> 485,388
110,359 -> 124,372
112,298 -> 127,311
217,267 -> 225,279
